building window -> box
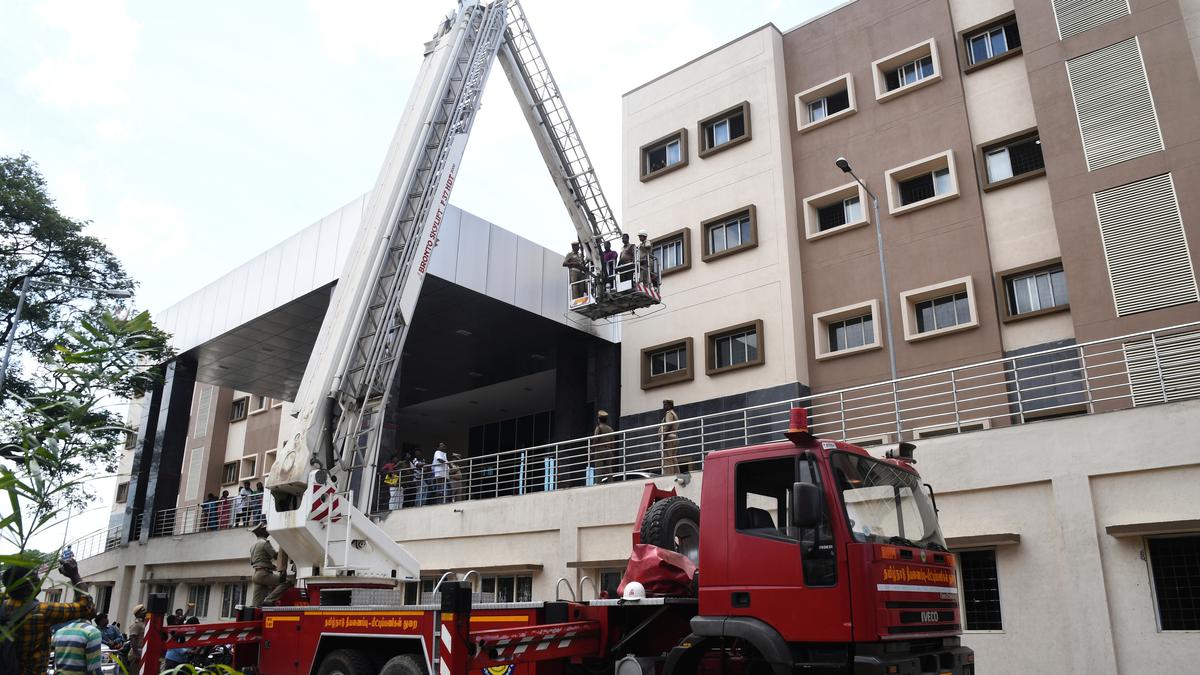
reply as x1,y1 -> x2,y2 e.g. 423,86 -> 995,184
958,549 -> 1003,631
115,482 -> 129,503
701,206 -> 757,261
125,428 -> 138,449
812,300 -> 881,360
1148,535 -> 1200,630
803,182 -> 869,240
998,261 -> 1069,321
187,584 -> 211,618
148,583 -> 176,612
872,39 -> 942,102
220,583 -> 246,619
964,16 -> 1021,69
480,575 -> 534,603
795,74 -> 856,132
639,129 -> 688,181
221,461 -> 239,485
641,338 -> 694,390
885,151 -> 959,215
599,569 -> 623,599
253,395 -> 268,412
240,456 -> 258,481
980,130 -> 1045,189
901,277 -> 979,341
649,228 -> 691,276
698,101 -> 750,157
706,320 -> 764,375
230,397 -> 248,422
915,292 -> 971,333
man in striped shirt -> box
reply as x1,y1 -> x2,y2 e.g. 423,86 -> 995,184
52,618 -> 102,673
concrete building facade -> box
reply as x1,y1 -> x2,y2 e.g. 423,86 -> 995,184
71,2 -> 1200,674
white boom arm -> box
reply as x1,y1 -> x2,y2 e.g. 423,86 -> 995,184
266,0 -> 641,582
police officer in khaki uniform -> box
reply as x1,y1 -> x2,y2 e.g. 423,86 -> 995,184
249,523 -> 293,607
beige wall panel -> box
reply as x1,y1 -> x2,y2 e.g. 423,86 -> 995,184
948,0 -> 1015,31
979,178 -> 1060,272
961,56 -> 1038,145
999,311 -> 1075,351
577,524 -> 634,563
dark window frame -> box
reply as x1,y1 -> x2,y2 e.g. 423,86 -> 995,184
959,12 -> 1023,74
115,482 -> 130,503
230,396 -> 249,422
639,129 -> 689,182
700,205 -> 758,262
640,337 -> 695,390
995,258 -> 1070,323
221,461 -> 239,486
1147,534 -> 1200,631
649,227 -> 692,277
976,127 -> 1046,191
704,319 -> 765,376
915,291 -> 972,334
697,101 -> 752,158
827,313 -> 875,354
957,548 -> 1004,631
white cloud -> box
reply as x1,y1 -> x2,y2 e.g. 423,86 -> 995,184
21,0 -> 141,109
309,0 -> 441,64
94,117 -> 130,144
92,198 -> 191,264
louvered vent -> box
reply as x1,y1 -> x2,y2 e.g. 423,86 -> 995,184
193,385 -> 212,439
1066,38 -> 1162,171
1053,0 -> 1129,39
1124,329 -> 1200,406
1094,173 -> 1198,316
184,447 -> 205,501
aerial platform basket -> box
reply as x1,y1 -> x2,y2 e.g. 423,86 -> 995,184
569,257 -> 662,320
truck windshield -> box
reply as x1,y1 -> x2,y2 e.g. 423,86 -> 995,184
829,452 -> 946,549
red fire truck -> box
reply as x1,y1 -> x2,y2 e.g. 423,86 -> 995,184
140,409 -> 974,675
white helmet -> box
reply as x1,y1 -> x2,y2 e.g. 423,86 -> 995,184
622,581 -> 646,600
638,230 -> 648,237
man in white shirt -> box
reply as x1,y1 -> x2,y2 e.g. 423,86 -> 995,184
432,443 -> 450,504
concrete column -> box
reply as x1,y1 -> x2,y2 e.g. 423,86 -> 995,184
1051,474 -> 1118,674
591,341 -> 621,424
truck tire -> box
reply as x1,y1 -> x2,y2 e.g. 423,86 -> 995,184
318,649 -> 373,675
380,654 -> 425,675
640,496 -> 700,564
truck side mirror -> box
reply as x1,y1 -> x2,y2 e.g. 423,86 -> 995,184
791,482 -> 823,528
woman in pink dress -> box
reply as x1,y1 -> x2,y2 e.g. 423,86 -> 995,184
218,489 -> 232,529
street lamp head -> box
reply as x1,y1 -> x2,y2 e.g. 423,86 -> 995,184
835,157 -> 852,173
104,289 -> 133,299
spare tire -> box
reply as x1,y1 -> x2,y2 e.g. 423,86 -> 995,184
640,496 -> 701,565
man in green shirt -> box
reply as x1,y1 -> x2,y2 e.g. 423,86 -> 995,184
52,618 -> 102,673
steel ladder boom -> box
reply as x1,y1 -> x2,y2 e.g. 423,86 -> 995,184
497,0 -> 622,274
329,1 -> 509,503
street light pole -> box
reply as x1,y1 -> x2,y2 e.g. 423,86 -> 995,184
835,157 -> 903,441
0,276 -> 132,400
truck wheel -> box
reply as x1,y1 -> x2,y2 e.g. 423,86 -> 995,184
318,649 -> 373,675
380,654 -> 425,675
641,496 -> 700,564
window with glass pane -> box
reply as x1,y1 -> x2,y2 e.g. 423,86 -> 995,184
713,328 -> 759,370
1149,535 -> 1200,630
966,21 -> 1021,65
899,167 -> 952,206
1006,266 -> 1068,316
959,549 -> 1003,630
650,345 -> 687,377
645,137 -> 682,175
808,99 -> 827,123
707,213 -> 751,254
187,584 -> 211,617
817,197 -> 862,232
892,55 -> 934,89
915,292 -> 970,333
652,237 -> 685,271
703,108 -> 746,151
807,90 -> 850,123
516,576 -> 533,602
985,135 -> 1043,184
220,583 -> 246,618
828,314 -> 874,352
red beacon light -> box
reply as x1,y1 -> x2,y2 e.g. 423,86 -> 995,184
784,407 -> 813,445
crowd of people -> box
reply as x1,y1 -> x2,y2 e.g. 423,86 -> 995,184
379,442 -> 464,510
199,480 -> 266,532
563,232 -> 659,301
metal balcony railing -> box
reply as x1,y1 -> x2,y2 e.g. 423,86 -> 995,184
64,525 -> 124,561
123,320 -> 1198,532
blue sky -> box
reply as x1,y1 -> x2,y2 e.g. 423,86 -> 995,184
1,0 -> 844,547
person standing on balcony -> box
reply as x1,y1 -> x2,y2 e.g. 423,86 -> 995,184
411,451 -> 428,507
660,399 -> 684,483
235,480 -> 253,527
253,482 -> 266,524
592,410 -> 617,479
249,523 -> 293,607
201,493 -> 217,531
448,452 -> 464,502
217,490 -> 232,529
432,443 -> 451,504
382,452 -> 402,510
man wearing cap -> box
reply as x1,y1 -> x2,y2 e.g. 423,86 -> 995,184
636,230 -> 654,286
592,410 -> 617,479
660,399 -> 683,482
562,242 -> 588,300
126,603 -> 147,667
617,233 -> 635,283
249,523 -> 293,607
